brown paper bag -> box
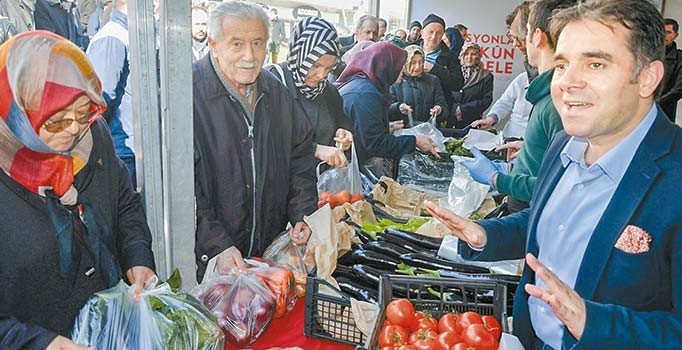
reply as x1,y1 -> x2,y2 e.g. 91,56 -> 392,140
371,177 -> 443,219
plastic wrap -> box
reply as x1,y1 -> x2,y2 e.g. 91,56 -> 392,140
192,270 -> 276,346
394,119 -> 449,153
440,159 -> 490,218
317,143 -> 362,195
462,129 -> 504,151
71,280 -> 224,350
397,152 -> 454,195
263,230 -> 308,298
248,259 -> 298,319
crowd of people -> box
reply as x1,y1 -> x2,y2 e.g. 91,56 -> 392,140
0,0 -> 681,349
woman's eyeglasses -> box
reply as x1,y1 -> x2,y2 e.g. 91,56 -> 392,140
41,110 -> 100,133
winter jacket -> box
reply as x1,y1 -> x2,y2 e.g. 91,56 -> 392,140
422,42 -> 465,110
266,63 -> 354,148
659,42 -> 682,122
451,72 -> 494,128
389,73 -> 448,125
339,76 -> 417,165
0,16 -> 16,44
193,55 -> 318,281
34,0 -> 88,50
0,120 -> 155,349
496,68 -> 564,203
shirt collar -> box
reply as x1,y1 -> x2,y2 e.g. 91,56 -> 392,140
109,8 -> 128,29
560,103 -> 658,182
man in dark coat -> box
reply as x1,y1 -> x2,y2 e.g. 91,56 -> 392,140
659,18 -> 682,122
34,0 -> 89,50
194,1 -> 317,281
420,14 -> 464,113
338,15 -> 378,56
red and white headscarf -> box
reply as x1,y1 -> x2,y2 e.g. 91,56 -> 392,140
0,31 -> 106,205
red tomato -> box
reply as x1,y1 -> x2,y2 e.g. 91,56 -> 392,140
452,343 -> 476,350
438,313 -> 460,333
436,331 -> 461,350
380,347 -> 394,350
351,192 -> 363,203
378,325 -> 409,347
482,315 -> 502,341
396,346 -> 417,350
456,311 -> 484,335
385,299 -> 416,328
319,192 -> 332,202
409,329 -> 438,344
411,338 -> 437,350
337,190 -> 352,203
461,324 -> 498,350
411,311 -> 438,332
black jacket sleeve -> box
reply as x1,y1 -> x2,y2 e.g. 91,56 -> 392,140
287,100 -> 319,224
348,92 -> 416,160
0,315 -> 58,350
326,84 -> 355,133
430,54 -> 465,94
660,58 -> 682,104
388,83 -> 404,121
459,74 -> 494,125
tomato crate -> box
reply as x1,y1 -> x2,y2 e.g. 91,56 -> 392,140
365,274 -> 508,349
304,273 -> 367,347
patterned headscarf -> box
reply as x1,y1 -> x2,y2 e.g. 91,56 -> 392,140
459,42 -> 490,89
287,17 -> 340,100
0,31 -> 120,287
336,42 -> 407,95
403,45 -> 424,77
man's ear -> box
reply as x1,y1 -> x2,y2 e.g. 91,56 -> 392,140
639,60 -> 665,99
535,28 -> 547,49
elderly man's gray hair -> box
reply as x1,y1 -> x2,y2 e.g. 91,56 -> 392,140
208,1 -> 270,41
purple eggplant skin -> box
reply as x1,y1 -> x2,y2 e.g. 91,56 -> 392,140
351,249 -> 400,271
335,275 -> 378,303
384,228 -> 443,251
378,232 -> 437,255
363,240 -> 411,260
399,252 -> 490,274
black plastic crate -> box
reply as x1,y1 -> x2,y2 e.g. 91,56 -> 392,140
304,274 -> 367,347
365,274 -> 508,349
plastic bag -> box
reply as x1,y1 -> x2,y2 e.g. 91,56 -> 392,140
394,117 -> 449,153
263,230 -> 308,298
462,128 -> 503,151
71,280 -> 224,350
439,160 -> 489,218
317,143 -> 362,198
192,270 -> 276,346
247,259 -> 298,319
397,152 -> 454,195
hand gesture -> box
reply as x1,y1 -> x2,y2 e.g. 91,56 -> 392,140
216,246 -> 247,274
399,103 -> 413,115
524,253 -> 587,340
423,200 -> 487,248
457,147 -> 500,187
471,116 -> 495,130
333,128 -> 353,151
315,144 -> 348,168
496,140 -> 523,162
415,135 -> 440,158
430,105 -> 443,116
46,336 -> 95,350
125,266 -> 157,298
289,222 -> 312,245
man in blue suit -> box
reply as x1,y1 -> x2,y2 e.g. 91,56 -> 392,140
426,1 -> 682,349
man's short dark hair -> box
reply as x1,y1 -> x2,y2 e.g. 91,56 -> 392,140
378,18 -> 387,27
529,0 -> 577,49
550,0 -> 665,82
355,15 -> 378,32
510,1 -> 533,40
665,18 -> 679,33
453,24 -> 468,31
506,5 -> 520,27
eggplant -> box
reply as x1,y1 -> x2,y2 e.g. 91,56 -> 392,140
438,270 -> 521,284
400,252 -> 491,274
352,226 -> 374,243
332,264 -> 355,279
351,249 -> 400,271
363,240 -> 411,260
335,276 -> 378,303
352,264 -> 434,300
384,228 -> 443,251
351,242 -> 364,252
337,251 -> 356,266
379,232 -> 435,254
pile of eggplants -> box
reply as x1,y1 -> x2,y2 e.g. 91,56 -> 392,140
337,225 -> 518,314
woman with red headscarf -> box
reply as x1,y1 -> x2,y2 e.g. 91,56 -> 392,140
337,42 -> 439,177
0,31 -> 155,349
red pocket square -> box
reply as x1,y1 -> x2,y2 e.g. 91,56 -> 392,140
614,225 -> 652,254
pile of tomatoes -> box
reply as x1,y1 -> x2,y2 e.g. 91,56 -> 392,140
318,190 -> 363,208
378,299 -> 502,350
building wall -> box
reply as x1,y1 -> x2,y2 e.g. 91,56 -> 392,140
409,0 -> 525,104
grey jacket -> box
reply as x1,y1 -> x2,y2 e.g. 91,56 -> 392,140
0,16 -> 17,45
0,0 -> 35,33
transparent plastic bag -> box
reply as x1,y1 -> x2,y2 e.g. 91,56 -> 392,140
71,280 -> 224,350
395,117 -> 449,153
317,143 -> 362,196
263,230 -> 308,298
438,160 -> 490,218
397,152 -> 454,195
192,270 -> 276,346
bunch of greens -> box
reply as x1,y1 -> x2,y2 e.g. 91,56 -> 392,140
361,217 -> 429,240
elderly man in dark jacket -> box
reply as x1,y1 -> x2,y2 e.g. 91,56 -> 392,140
34,0 -> 88,50
194,1 -> 317,281
420,14 -> 464,113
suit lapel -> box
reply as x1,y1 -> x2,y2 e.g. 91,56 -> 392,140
574,111 -> 673,299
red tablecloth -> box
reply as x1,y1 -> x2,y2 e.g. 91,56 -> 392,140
226,299 -> 356,350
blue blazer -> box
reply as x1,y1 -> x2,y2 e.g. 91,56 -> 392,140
460,109 -> 682,349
